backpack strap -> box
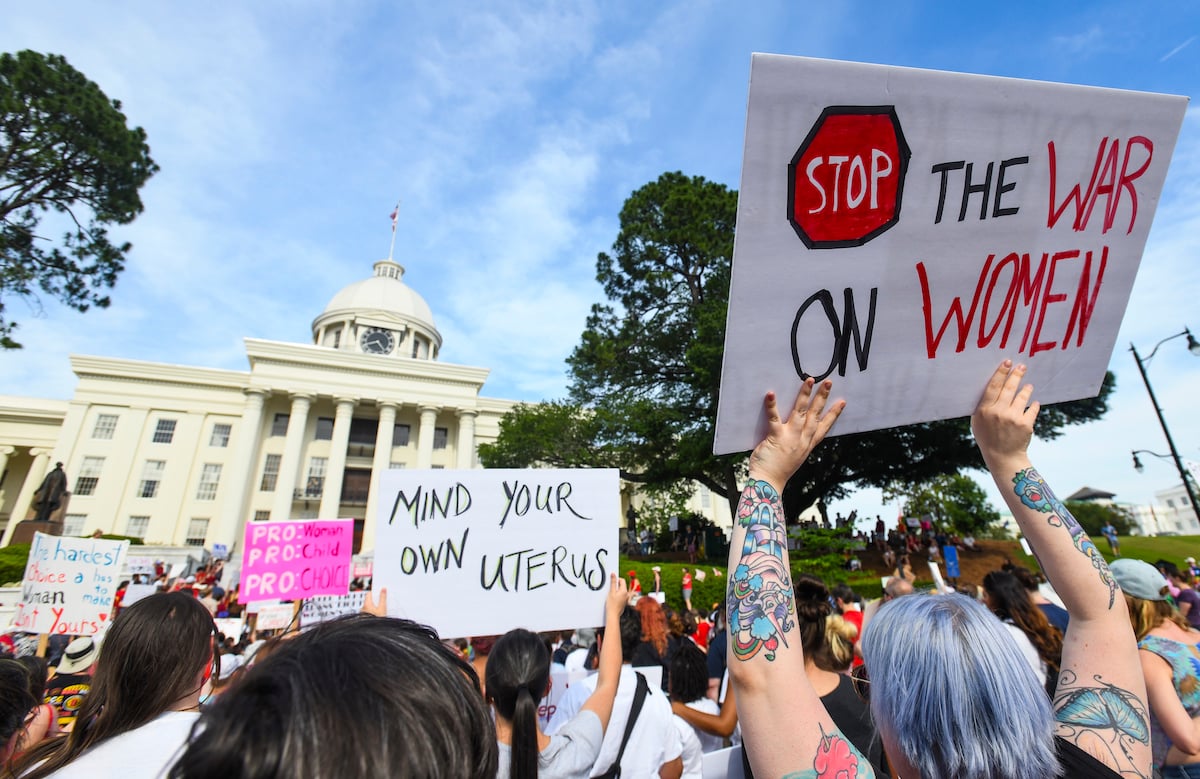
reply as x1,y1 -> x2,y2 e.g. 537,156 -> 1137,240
600,671 -> 650,777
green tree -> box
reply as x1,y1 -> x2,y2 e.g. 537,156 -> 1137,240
1,50 -> 159,348
483,172 -> 1116,519
884,473 -> 1001,534
1064,500 -> 1134,538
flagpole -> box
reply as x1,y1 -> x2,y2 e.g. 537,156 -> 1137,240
387,199 -> 401,262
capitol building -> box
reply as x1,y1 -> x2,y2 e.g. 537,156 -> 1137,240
0,258 -> 524,554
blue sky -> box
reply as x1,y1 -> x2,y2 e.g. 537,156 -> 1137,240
3,2 -> 1199,527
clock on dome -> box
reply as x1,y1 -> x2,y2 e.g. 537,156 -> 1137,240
360,327 -> 395,355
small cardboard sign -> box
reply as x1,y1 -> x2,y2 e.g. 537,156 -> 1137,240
214,617 -> 245,640
254,602 -> 296,631
374,469 -> 620,638
715,54 -> 1188,453
126,556 -> 155,576
239,519 -> 353,603
121,583 -> 158,607
300,592 -> 367,627
12,533 -> 130,636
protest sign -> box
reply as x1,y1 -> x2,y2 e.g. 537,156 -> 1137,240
121,583 -> 157,607
538,668 -> 591,729
374,469 -> 620,638
944,545 -> 961,579
212,543 -> 229,561
11,532 -> 129,636
214,617 -> 244,640
714,54 -> 1188,453
300,592 -> 367,627
254,602 -> 296,631
126,557 -> 155,576
238,519 -> 352,603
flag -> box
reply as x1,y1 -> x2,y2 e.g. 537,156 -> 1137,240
389,200 -> 400,233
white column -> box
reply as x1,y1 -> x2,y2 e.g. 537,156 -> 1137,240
362,401 -> 397,553
2,448 -> 52,545
456,410 -> 477,468
0,445 -> 17,541
416,406 -> 439,468
213,389 -> 268,549
319,397 -> 357,518
271,393 -> 314,520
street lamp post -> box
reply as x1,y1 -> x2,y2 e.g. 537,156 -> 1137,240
1129,328 -> 1200,526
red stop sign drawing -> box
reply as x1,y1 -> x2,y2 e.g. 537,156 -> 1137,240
788,106 -> 911,249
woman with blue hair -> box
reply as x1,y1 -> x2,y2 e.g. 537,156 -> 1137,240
727,362 -> 1151,779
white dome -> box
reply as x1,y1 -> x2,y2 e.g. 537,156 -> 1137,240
312,259 -> 443,360
319,260 -> 436,329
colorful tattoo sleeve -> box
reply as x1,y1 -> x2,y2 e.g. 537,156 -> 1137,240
729,480 -> 795,662
1053,670 -> 1151,779
1012,467 -> 1118,608
781,724 -> 874,779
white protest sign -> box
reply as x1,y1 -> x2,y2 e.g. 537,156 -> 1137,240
539,668 -> 591,728
714,54 -> 1188,453
255,602 -> 296,631
126,557 -> 155,576
374,469 -> 620,638
121,583 -> 157,607
11,532 -> 130,635
214,618 -> 245,640
300,592 -> 367,627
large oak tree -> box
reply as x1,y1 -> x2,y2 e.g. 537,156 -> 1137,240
1,50 -> 158,348
480,171 -> 1114,519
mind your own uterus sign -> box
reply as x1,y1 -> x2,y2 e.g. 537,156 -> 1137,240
713,54 -> 1188,454
374,469 -> 619,638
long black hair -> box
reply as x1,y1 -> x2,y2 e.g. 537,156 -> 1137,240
487,628 -> 550,779
170,614 -> 497,779
13,593 -> 216,779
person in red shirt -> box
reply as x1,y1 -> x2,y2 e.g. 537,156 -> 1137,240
627,570 -> 642,593
681,568 -> 693,611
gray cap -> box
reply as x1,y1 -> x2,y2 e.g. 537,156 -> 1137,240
1110,558 -> 1169,602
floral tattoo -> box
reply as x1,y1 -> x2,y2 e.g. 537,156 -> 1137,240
1013,467 -> 1117,608
782,723 -> 873,779
729,481 -> 795,662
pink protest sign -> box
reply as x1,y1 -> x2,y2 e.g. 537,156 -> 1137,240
238,519 -> 352,603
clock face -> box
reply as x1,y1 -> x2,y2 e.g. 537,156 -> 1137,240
360,327 -> 395,355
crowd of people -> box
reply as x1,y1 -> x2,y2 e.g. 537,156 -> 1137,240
0,362 -> 1198,778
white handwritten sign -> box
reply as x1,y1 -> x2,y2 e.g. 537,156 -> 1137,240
254,602 -> 296,631
11,532 -> 130,635
374,469 -> 619,638
714,54 -> 1188,453
300,592 -> 367,627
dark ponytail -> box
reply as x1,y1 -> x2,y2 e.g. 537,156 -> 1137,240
487,629 -> 551,779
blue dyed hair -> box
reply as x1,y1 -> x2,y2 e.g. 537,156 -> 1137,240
861,593 -> 1060,779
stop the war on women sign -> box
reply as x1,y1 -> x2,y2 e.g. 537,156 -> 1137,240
713,54 -> 1188,454
373,468 -> 619,638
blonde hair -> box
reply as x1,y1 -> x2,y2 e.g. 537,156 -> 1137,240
823,614 -> 859,671
1123,593 -> 1190,641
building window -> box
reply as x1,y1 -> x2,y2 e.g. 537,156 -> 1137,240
92,414 -> 118,440
315,417 -> 334,441
271,413 -> 290,437
1168,499 -> 1176,508
304,457 -> 327,498
210,423 -> 232,447
253,510 -> 271,522
126,515 -> 150,538
1184,496 -> 1192,507
389,462 -> 406,469
196,463 -> 222,501
63,514 -> 87,536
349,418 -> 377,445
186,518 -> 209,547
74,457 -> 105,496
260,454 -> 282,491
152,419 -> 177,444
138,460 -> 165,498
433,427 -> 448,450
431,465 -> 444,470
393,423 -> 411,447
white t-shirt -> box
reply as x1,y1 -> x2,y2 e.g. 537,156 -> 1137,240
43,710 -> 199,778
681,697 -> 723,753
497,709 -> 603,779
1002,621 -> 1048,689
547,666 -> 683,778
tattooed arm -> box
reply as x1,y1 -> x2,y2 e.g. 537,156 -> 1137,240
973,361 -> 1151,778
727,379 -> 873,779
